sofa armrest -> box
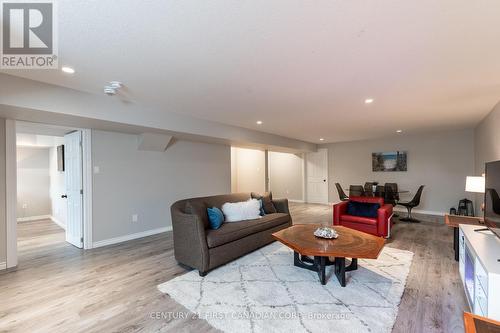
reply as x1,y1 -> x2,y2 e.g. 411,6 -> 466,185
377,204 -> 393,236
333,201 -> 348,225
170,206 -> 210,273
273,198 -> 290,215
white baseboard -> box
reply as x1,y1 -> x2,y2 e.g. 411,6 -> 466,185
17,215 -> 52,222
393,207 -> 445,216
92,226 -> 172,248
50,217 -> 66,230
0,262 -> 6,270
288,199 -> 305,203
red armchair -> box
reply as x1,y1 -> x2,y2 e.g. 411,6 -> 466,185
333,196 -> 393,238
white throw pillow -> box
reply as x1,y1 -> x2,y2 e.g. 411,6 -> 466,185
222,199 -> 262,222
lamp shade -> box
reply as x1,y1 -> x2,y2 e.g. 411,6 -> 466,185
465,176 -> 485,193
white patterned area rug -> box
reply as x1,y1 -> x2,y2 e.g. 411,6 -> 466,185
158,242 -> 413,333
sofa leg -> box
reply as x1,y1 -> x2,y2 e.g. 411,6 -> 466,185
199,271 -> 207,277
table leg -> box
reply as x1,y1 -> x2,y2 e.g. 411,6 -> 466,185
334,258 -> 358,287
334,258 -> 346,287
318,256 -> 326,285
293,252 -> 334,285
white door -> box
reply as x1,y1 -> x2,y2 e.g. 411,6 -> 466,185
64,131 -> 83,248
306,148 -> 328,204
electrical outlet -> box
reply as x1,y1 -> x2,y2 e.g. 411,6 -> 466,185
93,166 -> 100,174
22,203 -> 28,209
132,214 -> 138,223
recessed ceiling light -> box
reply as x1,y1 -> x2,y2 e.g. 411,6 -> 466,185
396,129 -> 403,133
319,138 -> 325,141
61,66 -> 75,74
365,98 -> 374,104
256,121 -> 263,125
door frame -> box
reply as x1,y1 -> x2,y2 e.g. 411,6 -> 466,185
305,148 -> 329,204
5,122 -> 93,269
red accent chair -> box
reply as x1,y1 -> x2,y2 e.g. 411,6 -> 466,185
333,196 -> 393,238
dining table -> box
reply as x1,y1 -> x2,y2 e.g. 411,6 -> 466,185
344,188 -> 410,194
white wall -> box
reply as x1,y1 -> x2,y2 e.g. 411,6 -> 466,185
91,130 -> 231,242
16,147 -> 51,218
49,145 -> 66,226
230,147 -> 266,194
322,129 -> 475,214
474,101 -> 500,211
269,151 -> 304,201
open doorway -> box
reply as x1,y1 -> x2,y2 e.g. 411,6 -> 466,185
17,132 -> 67,256
230,146 -> 305,202
10,121 -> 93,267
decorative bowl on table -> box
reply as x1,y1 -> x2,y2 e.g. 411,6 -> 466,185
313,227 -> 338,239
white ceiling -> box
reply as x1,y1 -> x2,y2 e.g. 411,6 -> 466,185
4,0 -> 500,143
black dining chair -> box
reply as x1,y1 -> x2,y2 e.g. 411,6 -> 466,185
349,185 -> 364,197
384,183 -> 399,206
384,183 -> 400,218
335,183 -> 349,201
364,182 -> 374,196
375,185 -> 385,198
398,185 -> 425,223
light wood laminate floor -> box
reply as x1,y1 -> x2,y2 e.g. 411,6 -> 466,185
0,203 -> 467,333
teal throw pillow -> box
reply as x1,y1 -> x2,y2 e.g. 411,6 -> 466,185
207,207 -> 224,229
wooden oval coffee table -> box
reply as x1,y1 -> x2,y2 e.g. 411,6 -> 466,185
272,224 -> 385,286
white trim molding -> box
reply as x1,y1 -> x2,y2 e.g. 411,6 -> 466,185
393,207 -> 446,217
0,262 -> 6,270
6,119 -> 17,269
92,226 -> 172,248
82,129 -> 93,249
288,199 -> 305,203
17,215 -> 52,222
50,216 -> 66,230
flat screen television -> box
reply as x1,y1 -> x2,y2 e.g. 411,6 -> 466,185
484,160 -> 500,239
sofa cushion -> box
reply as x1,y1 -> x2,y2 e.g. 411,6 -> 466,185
258,199 -> 266,216
207,207 -> 224,229
205,193 -> 251,210
341,214 -> 378,225
251,192 -> 277,214
347,201 -> 380,218
222,199 -> 261,222
206,213 -> 289,248
184,193 -> 251,229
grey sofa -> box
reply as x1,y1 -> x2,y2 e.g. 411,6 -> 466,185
170,193 -> 292,276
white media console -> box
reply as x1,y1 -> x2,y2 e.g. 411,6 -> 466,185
459,224 -> 500,320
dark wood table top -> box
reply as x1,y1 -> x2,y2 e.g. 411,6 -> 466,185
272,224 -> 385,258
445,214 -> 484,228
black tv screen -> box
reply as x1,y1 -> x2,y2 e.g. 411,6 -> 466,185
484,160 -> 500,239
